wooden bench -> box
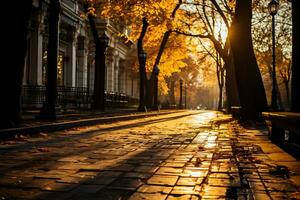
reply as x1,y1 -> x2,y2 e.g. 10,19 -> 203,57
262,112 -> 300,146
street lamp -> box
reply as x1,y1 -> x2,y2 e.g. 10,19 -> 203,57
268,0 -> 279,111
179,79 -> 183,109
184,83 -> 187,109
153,65 -> 160,110
138,49 -> 147,111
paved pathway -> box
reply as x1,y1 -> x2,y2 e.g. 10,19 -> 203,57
0,111 -> 299,200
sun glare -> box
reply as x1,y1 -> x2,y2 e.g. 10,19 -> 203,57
215,20 -> 228,43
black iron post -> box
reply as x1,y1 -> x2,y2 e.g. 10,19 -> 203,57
138,50 -> 147,111
153,65 -> 160,110
184,84 -> 187,109
92,33 -> 109,111
179,79 -> 183,109
269,0 -> 279,111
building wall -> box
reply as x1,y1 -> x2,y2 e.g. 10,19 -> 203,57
23,0 -> 139,106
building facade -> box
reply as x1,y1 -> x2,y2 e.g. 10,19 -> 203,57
23,0 -> 139,109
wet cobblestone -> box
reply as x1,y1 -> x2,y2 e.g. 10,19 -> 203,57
0,111 -> 299,199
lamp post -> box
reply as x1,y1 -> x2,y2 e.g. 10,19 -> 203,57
93,32 -> 109,111
179,79 -> 183,109
268,0 -> 279,111
138,49 -> 147,111
153,65 -> 160,110
184,83 -> 187,109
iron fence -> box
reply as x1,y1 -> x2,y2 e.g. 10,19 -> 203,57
22,85 -> 138,109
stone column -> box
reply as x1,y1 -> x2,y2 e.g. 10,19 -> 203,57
118,59 -> 126,93
27,10 -> 45,85
65,27 -> 79,87
76,36 -> 88,87
114,56 -> 120,92
125,59 -> 134,96
105,48 -> 115,92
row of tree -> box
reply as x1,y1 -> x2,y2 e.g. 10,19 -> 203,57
0,0 -> 299,129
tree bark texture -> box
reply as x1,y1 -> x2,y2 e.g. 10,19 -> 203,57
291,0 -> 300,112
229,0 -> 268,120
0,0 -> 33,128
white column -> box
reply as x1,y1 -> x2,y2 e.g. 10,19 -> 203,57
118,60 -> 126,93
76,36 -> 88,87
66,29 -> 78,87
114,56 -> 120,92
106,48 -> 115,92
28,12 -> 44,85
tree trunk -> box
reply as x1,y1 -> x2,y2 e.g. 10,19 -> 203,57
85,4 -> 106,111
169,78 -> 176,105
0,0 -> 33,128
137,18 -> 149,111
211,37 -> 240,109
145,30 -> 172,109
229,0 -> 267,120
145,77 -> 154,108
224,53 -> 240,109
39,0 -> 61,120
218,85 -> 223,111
291,0 -> 300,112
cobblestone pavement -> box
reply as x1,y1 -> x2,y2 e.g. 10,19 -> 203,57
0,111 -> 299,200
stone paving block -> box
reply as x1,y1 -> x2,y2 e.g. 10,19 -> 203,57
90,189 -> 134,200
137,184 -> 172,193
166,194 -> 192,200
163,162 -> 187,168
147,175 -> 179,186
128,192 -> 168,200
252,192 -> 272,200
267,153 -> 297,162
290,175 -> 300,187
108,178 -> 143,190
265,181 -> 298,192
134,166 -> 159,173
57,176 -> 90,184
207,178 -> 241,187
201,186 -> 227,198
96,171 -> 123,177
156,167 -> 183,176
0,187 -> 44,200
90,176 -> 117,185
19,177 -> 55,189
248,180 -> 266,192
71,184 -> 104,194
269,191 -> 297,199
177,177 -> 203,186
123,172 -> 153,179
41,182 -> 78,192
170,186 -> 196,195
182,168 -> 208,177
58,156 -> 88,162
71,171 -> 98,178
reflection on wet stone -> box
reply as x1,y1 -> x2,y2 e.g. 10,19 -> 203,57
0,112 -> 299,199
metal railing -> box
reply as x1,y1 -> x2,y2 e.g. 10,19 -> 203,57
22,85 -> 138,109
